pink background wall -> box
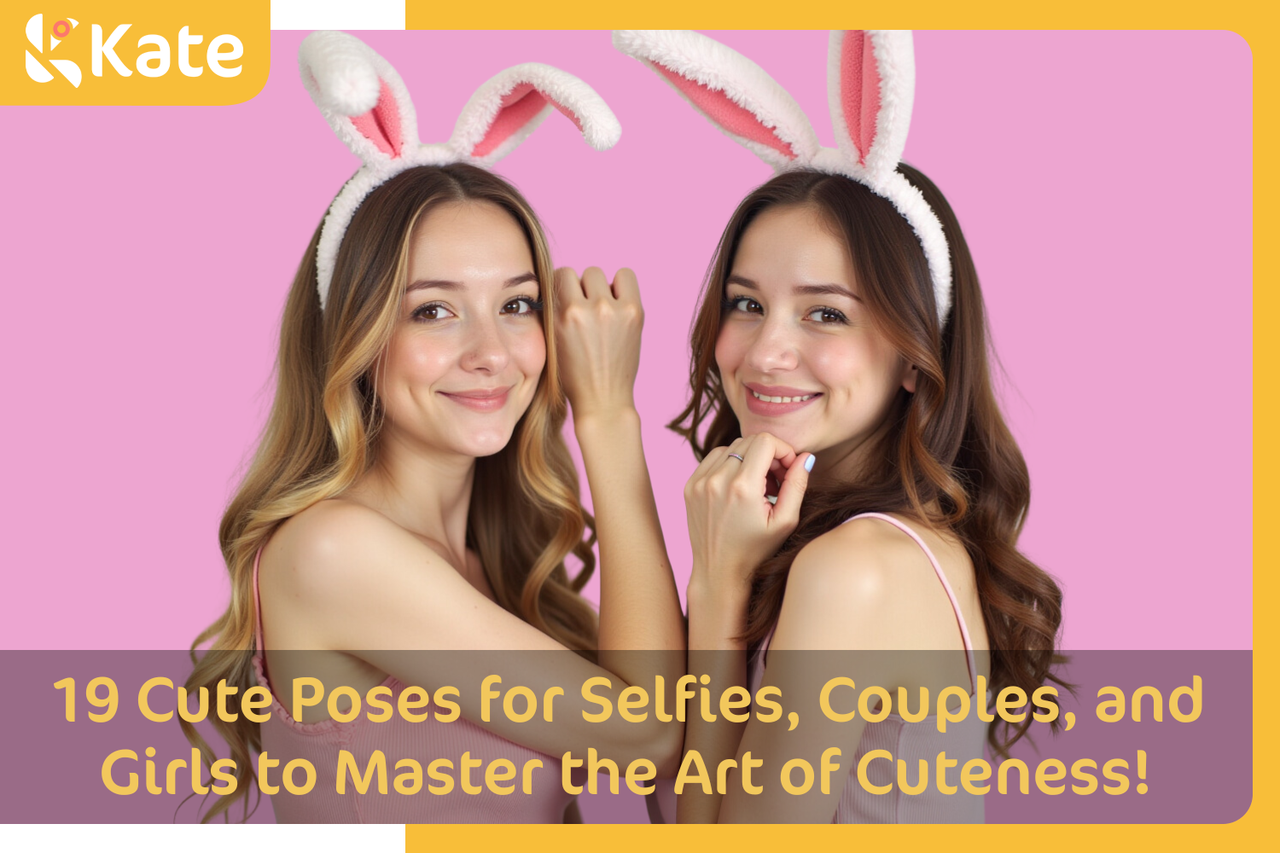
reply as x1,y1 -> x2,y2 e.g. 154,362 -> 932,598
0,31 -> 1252,650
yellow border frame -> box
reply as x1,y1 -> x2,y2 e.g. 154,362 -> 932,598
402,0 -> 1271,848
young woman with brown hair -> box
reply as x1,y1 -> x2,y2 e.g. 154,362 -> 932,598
616,29 -> 1064,822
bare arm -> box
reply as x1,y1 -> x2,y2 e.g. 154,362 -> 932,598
263,501 -> 683,773
677,433 -> 812,823
681,576 -> 751,823
718,517 -> 979,822
576,410 -> 683,656
716,533 -> 888,822
555,267 -> 685,666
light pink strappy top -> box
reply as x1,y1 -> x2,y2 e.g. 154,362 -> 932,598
252,552 -> 575,823
749,512 -> 987,824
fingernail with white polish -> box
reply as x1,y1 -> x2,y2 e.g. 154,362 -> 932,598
804,454 -> 816,472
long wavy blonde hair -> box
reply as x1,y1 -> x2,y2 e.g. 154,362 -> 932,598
184,164 -> 599,822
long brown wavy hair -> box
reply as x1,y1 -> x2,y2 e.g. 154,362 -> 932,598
184,164 -> 599,821
669,166 -> 1064,756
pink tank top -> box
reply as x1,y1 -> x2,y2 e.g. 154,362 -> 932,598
749,513 -> 986,823
252,552 -> 575,823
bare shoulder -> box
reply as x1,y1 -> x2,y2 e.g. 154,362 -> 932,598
787,516 -> 924,600
772,515 -> 956,652
265,499 -> 403,586
771,520 -> 893,650
269,498 -> 406,555
258,498 -> 457,635
257,498 -> 551,652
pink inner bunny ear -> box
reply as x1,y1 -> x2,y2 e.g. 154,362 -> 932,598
839,31 -> 881,166
653,63 -> 796,160
349,79 -> 405,158
471,84 -> 584,159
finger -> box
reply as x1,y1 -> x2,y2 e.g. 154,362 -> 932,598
750,432 -> 798,470
772,452 -> 815,526
554,267 -> 583,305
716,437 -> 752,473
702,445 -> 732,465
612,267 -> 641,303
696,445 -> 732,478
768,432 -> 799,470
734,435 -> 784,496
581,266 -> 612,301
766,461 -> 784,498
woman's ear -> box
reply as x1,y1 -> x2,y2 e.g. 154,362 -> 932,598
902,362 -> 918,394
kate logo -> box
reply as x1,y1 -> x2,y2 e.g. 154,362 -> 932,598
6,2 -> 266,106
25,13 -> 82,88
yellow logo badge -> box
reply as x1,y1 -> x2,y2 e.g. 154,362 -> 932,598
4,1 -> 268,104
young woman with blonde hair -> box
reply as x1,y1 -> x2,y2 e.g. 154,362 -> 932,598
184,33 -> 683,823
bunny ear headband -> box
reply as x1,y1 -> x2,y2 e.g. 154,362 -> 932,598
612,30 -> 951,324
299,31 -> 622,310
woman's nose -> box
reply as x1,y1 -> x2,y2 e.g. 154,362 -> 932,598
743,316 -> 800,373
460,316 -> 510,374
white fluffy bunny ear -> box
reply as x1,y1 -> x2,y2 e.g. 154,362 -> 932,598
450,64 -> 622,167
613,30 -> 820,171
828,31 -> 950,320
828,31 -> 914,185
301,33 -> 623,312
617,29 -> 952,326
299,31 -> 420,167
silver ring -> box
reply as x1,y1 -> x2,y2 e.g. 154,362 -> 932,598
727,453 -> 745,463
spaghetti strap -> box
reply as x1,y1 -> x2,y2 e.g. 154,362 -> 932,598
845,513 -> 977,692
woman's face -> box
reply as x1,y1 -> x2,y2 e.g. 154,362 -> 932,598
378,200 -> 546,460
715,204 -> 916,472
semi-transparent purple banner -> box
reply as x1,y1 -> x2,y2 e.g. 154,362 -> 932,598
0,651 -> 1250,823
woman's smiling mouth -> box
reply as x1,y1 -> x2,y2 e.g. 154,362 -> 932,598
743,383 -> 821,415
439,386 -> 512,412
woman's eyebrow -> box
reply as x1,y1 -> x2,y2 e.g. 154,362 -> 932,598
727,275 -> 861,302
794,283 -> 862,302
407,279 -> 461,292
505,272 -> 538,288
406,272 -> 538,293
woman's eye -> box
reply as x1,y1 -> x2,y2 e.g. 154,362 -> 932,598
502,296 -> 544,316
806,307 -> 848,324
725,296 -> 763,314
411,302 -> 455,322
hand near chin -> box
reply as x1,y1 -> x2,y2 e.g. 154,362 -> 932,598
553,267 -> 643,424
684,432 -> 815,599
